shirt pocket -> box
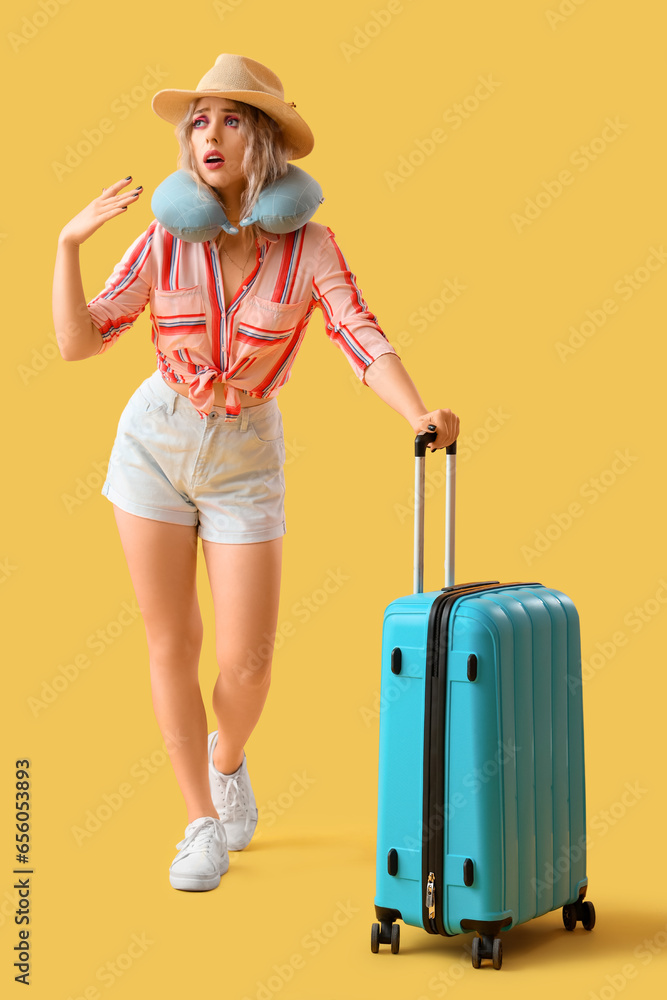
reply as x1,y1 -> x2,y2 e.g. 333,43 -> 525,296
151,286 -> 209,363
235,295 -> 307,350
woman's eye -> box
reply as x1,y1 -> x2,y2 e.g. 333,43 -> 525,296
192,115 -> 238,128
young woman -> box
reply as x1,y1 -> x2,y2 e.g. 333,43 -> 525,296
52,54 -> 460,893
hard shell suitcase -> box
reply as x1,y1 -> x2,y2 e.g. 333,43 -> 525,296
371,432 -> 595,969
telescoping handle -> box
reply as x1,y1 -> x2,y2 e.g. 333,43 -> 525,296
413,430 -> 457,594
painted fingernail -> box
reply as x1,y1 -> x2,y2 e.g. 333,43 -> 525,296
122,206 -> 128,210
125,175 -> 132,180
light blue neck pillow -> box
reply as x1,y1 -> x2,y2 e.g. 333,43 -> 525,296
150,164 -> 325,242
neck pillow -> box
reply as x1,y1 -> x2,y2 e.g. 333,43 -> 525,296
150,164 -> 325,243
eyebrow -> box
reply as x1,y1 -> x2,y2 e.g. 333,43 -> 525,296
192,106 -> 239,115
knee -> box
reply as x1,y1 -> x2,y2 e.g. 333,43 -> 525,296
217,645 -> 273,686
146,622 -> 204,667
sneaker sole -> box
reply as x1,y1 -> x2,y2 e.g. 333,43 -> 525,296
169,855 -> 229,891
226,814 -> 258,851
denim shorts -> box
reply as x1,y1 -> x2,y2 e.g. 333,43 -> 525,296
101,371 -> 286,544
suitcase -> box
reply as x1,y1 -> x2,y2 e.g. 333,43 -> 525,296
371,432 -> 595,969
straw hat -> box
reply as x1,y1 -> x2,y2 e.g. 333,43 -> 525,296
151,53 -> 314,159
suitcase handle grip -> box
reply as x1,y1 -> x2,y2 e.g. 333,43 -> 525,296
415,432 -> 457,457
413,432 -> 457,594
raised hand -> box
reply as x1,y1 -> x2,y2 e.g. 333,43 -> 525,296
59,176 -> 143,247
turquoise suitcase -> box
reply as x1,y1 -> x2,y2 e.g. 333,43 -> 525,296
371,433 -> 595,969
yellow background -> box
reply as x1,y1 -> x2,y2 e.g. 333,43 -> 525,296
2,0 -> 665,996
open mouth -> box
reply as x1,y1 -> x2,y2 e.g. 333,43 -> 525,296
204,152 -> 225,166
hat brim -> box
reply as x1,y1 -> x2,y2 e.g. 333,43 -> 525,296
151,88 -> 314,159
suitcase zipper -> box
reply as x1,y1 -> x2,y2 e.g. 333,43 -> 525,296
426,871 -> 436,920
422,590 -> 450,935
421,581 -> 542,936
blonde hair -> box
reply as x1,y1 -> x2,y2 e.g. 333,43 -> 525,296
174,97 -> 292,246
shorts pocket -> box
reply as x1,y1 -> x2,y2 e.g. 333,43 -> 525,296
248,404 -> 284,444
137,380 -> 167,414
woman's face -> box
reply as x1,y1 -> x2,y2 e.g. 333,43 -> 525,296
190,96 -> 247,195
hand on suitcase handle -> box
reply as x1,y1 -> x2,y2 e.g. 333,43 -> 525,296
415,430 -> 457,458
413,410 -> 460,455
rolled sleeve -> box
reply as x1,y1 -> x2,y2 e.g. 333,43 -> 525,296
87,221 -> 157,354
311,227 -> 400,383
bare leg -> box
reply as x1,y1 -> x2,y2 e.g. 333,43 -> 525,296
111,506 -> 218,824
201,536 -> 283,774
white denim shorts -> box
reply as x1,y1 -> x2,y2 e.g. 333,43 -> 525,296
101,371 -> 286,544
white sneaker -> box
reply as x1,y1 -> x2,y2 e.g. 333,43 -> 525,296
169,815 -> 229,891
207,731 -> 259,851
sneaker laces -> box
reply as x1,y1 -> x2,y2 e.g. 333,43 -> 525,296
217,771 -> 248,823
174,817 -> 224,859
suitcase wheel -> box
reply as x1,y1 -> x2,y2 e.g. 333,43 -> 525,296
370,920 -> 400,954
581,900 -> 596,931
471,933 -> 502,970
562,904 -> 577,931
562,897 -> 596,932
391,923 -> 400,954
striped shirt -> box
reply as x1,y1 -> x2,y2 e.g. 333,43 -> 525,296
86,219 -> 400,421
